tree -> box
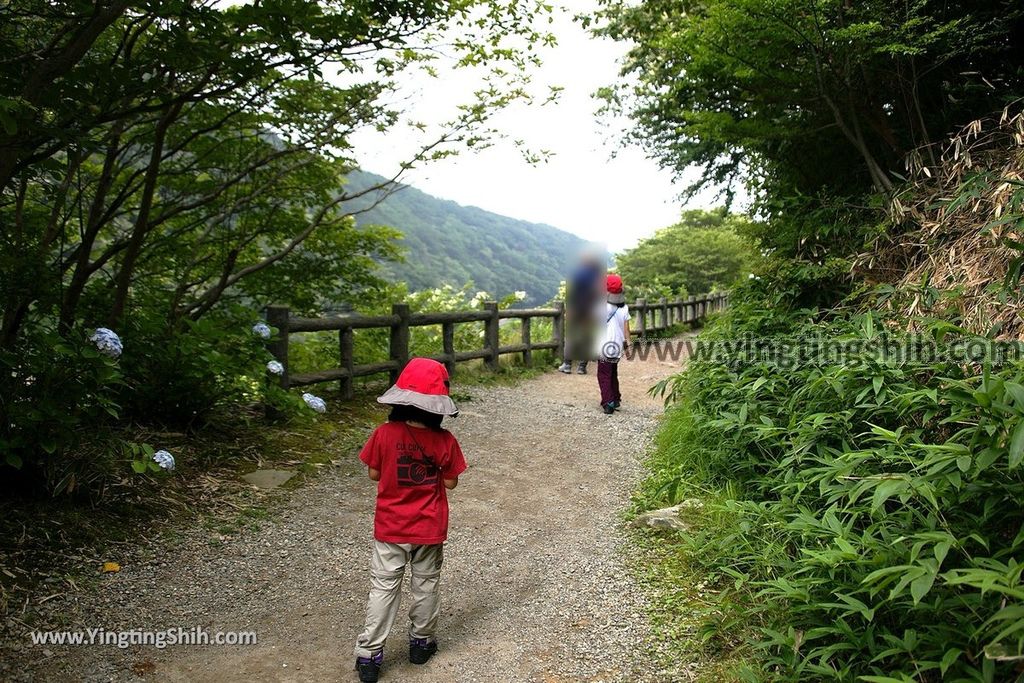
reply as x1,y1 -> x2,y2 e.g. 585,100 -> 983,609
616,210 -> 758,296
593,0 -> 1024,241
0,0 -> 552,484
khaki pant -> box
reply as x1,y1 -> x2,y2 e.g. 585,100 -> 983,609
354,541 -> 444,658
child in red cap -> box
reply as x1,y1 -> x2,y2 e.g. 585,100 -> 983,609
354,358 -> 467,682
596,274 -> 631,414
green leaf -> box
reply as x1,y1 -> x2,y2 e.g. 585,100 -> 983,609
5,452 -> 23,468
910,570 -> 937,605
1004,381 -> 1024,407
1010,420 -> 1024,468
871,479 -> 905,512
940,648 -> 962,675
131,460 -> 148,474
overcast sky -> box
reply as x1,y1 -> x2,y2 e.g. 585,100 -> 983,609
349,1 -> 723,254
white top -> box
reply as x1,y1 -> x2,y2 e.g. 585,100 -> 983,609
595,303 -> 630,359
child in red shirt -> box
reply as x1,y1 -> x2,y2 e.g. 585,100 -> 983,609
354,358 -> 467,682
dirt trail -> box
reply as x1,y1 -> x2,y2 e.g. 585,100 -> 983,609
29,340 -> 692,683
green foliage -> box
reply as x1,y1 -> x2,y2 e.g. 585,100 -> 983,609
595,0 -> 1024,249
644,300 -> 1024,680
616,210 -> 759,296
345,170 -> 587,306
0,0 -> 552,494
0,324 -> 123,479
116,308 -> 278,427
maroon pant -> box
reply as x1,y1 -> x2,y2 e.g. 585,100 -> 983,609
597,360 -> 621,406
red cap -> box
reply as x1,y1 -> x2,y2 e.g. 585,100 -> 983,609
395,357 -> 450,396
606,274 -> 624,294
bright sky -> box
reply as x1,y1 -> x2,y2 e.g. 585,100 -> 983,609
349,1 -> 722,254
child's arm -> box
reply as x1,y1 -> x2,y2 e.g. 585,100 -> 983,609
368,467 -> 381,481
624,319 -> 631,347
443,477 -> 458,490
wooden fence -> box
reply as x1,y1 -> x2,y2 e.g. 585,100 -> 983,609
265,292 -> 728,397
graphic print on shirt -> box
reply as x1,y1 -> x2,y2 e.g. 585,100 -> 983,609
396,441 -> 439,488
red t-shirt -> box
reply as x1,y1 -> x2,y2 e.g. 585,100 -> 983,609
359,421 -> 467,545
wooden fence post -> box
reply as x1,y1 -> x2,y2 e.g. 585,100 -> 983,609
484,301 -> 500,371
338,327 -> 354,399
266,305 -> 290,389
636,298 -> 647,336
442,321 -> 455,374
521,317 -> 532,367
687,295 -> 696,323
660,297 -> 668,330
553,300 -> 565,362
389,303 -> 410,383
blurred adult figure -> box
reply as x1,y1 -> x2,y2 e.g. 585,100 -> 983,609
558,249 -> 605,374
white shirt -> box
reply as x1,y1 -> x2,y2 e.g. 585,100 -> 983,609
595,303 -> 630,359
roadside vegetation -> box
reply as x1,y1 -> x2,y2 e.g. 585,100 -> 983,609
599,0 -> 1024,678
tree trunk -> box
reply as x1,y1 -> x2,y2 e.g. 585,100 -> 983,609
60,125 -> 124,333
107,102 -> 182,328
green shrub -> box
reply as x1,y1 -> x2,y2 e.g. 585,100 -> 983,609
0,323 -> 124,488
0,306 -> 294,495
646,301 -> 1024,680
117,307 -> 275,427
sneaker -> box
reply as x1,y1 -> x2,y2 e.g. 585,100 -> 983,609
610,400 -> 621,410
355,651 -> 383,682
576,362 -> 587,374
558,362 -> 572,374
602,403 -> 615,414
409,637 -> 437,665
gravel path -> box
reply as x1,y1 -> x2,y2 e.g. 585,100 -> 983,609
16,343 -> 690,682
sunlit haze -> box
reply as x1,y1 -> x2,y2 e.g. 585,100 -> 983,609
349,0 -> 723,254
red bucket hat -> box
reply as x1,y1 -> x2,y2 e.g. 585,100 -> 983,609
377,357 -> 459,416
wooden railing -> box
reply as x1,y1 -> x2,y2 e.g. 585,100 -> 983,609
264,292 -> 728,397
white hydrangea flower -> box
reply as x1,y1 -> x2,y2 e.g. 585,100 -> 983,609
90,328 -> 123,359
252,322 -> 271,339
302,393 -> 327,413
514,290 -> 527,301
266,360 -> 284,375
749,273 -> 756,279
153,450 -> 175,470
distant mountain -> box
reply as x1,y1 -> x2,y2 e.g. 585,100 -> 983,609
343,170 -> 588,305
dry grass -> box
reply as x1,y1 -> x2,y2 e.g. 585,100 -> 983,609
856,104 -> 1024,338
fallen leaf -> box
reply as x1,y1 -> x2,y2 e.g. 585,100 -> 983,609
101,562 -> 120,573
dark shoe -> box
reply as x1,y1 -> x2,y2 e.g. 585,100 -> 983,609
576,361 -> 588,374
610,400 -> 621,410
409,637 -> 437,665
356,651 -> 383,682
602,403 -> 615,414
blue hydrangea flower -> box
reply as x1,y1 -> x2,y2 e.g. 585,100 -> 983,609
90,328 -> 123,359
302,393 -> 327,413
266,360 -> 284,375
251,322 -> 272,339
153,450 -> 175,470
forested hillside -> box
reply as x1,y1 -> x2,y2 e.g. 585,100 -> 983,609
344,170 -> 586,305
